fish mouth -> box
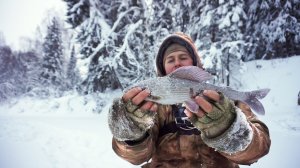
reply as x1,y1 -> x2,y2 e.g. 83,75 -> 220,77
172,66 -> 184,72
148,94 -> 161,101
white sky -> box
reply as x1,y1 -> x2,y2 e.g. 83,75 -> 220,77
0,0 -> 66,49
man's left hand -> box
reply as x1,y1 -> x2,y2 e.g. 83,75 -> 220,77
184,90 -> 236,139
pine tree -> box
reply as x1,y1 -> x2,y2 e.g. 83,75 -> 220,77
39,17 -> 64,88
150,0 -> 189,41
78,0 -> 121,93
64,0 -> 153,93
245,0 -> 300,60
60,0 -> 300,94
110,0 -> 155,88
66,46 -> 81,89
0,46 -> 25,101
64,0 -> 90,28
188,0 -> 247,87
218,0 -> 247,87
151,0 -> 174,32
17,50 -> 41,92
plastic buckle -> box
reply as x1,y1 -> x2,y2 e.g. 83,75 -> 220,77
175,117 -> 189,125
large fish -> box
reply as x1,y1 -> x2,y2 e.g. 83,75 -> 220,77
126,66 -> 270,115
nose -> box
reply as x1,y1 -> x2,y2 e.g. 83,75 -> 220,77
174,58 -> 181,67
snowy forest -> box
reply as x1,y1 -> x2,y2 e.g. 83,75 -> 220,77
0,0 -> 300,108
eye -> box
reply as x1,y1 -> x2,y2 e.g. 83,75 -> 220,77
166,58 -> 174,63
180,55 -> 189,60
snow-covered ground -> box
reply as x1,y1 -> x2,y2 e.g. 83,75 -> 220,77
238,56 -> 300,168
0,56 -> 300,168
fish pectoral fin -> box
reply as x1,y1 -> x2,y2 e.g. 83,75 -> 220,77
184,100 -> 199,113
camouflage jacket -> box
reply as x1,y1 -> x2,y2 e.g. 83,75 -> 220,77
111,101 -> 271,168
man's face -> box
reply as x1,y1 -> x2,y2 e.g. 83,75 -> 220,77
163,51 -> 193,75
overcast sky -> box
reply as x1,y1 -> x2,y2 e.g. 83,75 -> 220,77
0,0 -> 66,49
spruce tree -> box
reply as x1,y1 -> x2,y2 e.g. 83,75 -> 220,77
110,0 -> 154,88
40,17 -> 64,88
65,0 -> 152,93
78,0 -> 120,93
245,0 -> 300,60
0,46 -> 25,101
64,0 -> 90,28
61,0 -> 300,93
17,50 -> 41,92
66,46 -> 81,89
189,0 -> 247,87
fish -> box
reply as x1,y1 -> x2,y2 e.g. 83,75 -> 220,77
126,66 -> 270,115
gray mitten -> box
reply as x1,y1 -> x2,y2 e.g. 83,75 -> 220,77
108,98 -> 156,141
190,93 -> 236,139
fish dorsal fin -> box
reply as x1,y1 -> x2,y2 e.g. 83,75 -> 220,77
168,66 -> 212,82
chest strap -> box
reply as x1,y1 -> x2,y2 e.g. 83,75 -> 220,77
158,121 -> 200,138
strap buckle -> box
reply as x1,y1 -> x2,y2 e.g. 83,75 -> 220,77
173,105 -> 196,130
174,116 -> 189,125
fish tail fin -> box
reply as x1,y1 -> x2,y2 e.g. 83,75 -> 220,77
244,97 -> 265,115
250,88 -> 270,99
243,88 -> 270,115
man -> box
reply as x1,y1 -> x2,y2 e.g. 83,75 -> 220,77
108,32 -> 271,167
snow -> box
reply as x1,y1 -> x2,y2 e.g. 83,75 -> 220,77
0,90 -> 135,168
1,56 -> 300,167
239,56 -> 300,168
219,12 -> 231,29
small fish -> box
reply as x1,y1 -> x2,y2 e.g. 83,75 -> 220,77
126,66 -> 270,115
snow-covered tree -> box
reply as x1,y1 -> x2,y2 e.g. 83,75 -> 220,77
33,26 -> 44,56
149,0 -> 195,42
17,50 -> 41,92
39,17 -> 65,88
217,0 -> 247,87
188,0 -> 247,87
109,0 -> 156,88
66,46 -> 81,89
245,0 -> 300,60
151,0 -> 175,34
0,46 -> 25,102
64,0 -> 155,93
62,0 -> 300,93
77,0 -> 121,93
0,46 -> 14,101
64,0 -> 90,28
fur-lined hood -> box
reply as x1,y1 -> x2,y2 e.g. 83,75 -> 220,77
155,32 -> 202,76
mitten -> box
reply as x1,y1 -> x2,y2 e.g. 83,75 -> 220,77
108,98 -> 156,141
190,93 -> 236,139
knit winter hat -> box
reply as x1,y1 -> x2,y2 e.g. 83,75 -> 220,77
163,43 -> 189,58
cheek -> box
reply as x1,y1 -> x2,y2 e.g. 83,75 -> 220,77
182,59 -> 194,66
164,64 -> 173,74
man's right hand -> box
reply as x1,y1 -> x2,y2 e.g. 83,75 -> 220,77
108,87 -> 158,141
122,87 -> 158,112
